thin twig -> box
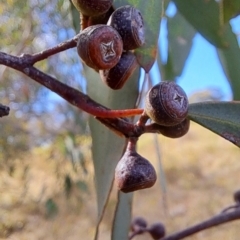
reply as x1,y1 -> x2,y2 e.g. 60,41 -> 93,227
129,228 -> 146,239
23,34 -> 80,64
221,204 -> 240,214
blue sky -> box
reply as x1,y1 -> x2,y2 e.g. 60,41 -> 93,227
177,33 -> 232,100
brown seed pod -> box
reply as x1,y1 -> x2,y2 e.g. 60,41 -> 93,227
77,24 -> 123,70
115,138 -> 157,193
87,6 -> 114,27
148,118 -> 190,138
108,5 -> 145,50
99,51 -> 138,90
131,217 -> 148,232
79,6 -> 114,31
144,81 -> 189,126
72,0 -> 113,17
148,222 -> 166,240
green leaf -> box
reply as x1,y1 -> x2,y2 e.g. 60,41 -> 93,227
69,1 -> 80,33
173,0 -> 228,48
86,66 -> 140,239
188,101 -> 240,147
164,11 -> 196,79
113,0 -> 164,72
217,24 -> 240,100
223,0 -> 240,23
112,192 -> 133,240
57,0 -> 64,11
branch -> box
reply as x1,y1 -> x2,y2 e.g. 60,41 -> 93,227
0,34 -> 149,137
161,208 -> 240,240
0,51 -> 143,119
0,46 -> 181,137
96,117 -> 144,137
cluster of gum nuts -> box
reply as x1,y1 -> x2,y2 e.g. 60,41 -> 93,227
130,216 -> 166,239
115,81 -> 190,193
72,0 -> 144,90
72,1 -> 190,193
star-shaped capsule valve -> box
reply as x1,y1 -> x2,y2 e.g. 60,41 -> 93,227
100,41 -> 116,61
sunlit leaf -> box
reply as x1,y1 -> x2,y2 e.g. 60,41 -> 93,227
173,0 -> 228,48
164,11 -> 196,79
113,0 -> 164,72
86,66 -> 140,239
217,24 -> 240,100
112,192 -> 133,240
223,0 -> 240,23
188,101 -> 240,147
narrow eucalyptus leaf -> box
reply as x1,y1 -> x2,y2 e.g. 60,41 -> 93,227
217,24 -> 240,100
111,192 -> 133,240
86,66 -> 140,239
69,1 -> 80,33
165,11 -> 196,78
188,101 -> 240,147
223,0 -> 240,23
173,0 -> 228,48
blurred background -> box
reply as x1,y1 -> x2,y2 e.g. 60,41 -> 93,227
0,0 -> 240,239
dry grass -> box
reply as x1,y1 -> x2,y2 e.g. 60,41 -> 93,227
0,122 -> 240,240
